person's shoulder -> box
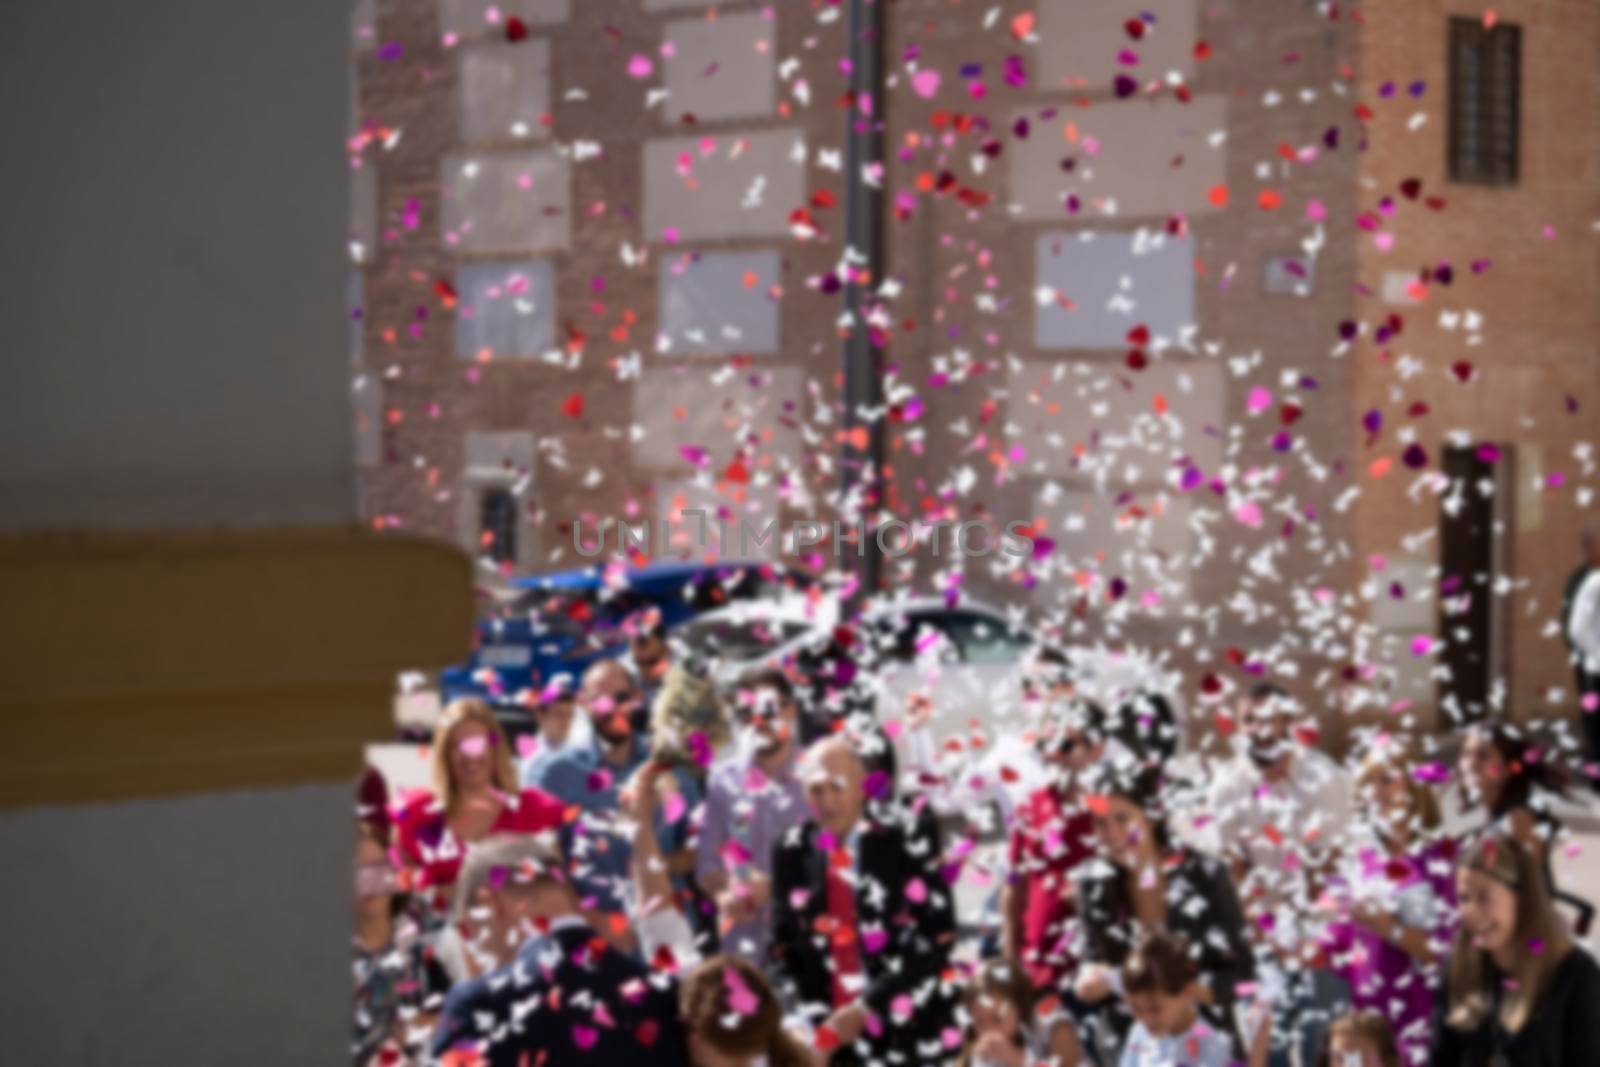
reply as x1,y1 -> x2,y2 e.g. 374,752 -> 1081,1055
506,786 -> 566,825
1178,846 -> 1230,882
776,819 -> 815,853
705,757 -> 743,792
1555,943 -> 1600,993
394,789 -> 442,831
434,968 -> 496,1047
529,746 -> 591,782
1209,755 -> 1253,792
1297,746 -> 1352,791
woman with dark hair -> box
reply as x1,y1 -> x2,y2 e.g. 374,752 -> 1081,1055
1108,690 -> 1179,766
1430,831 -> 1600,1066
1457,718 -> 1568,871
1071,762 -> 1256,1054
1456,718 -> 1593,935
678,957 -> 814,1067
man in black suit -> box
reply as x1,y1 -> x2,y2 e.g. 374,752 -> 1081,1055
770,736 -> 958,1065
430,836 -> 688,1067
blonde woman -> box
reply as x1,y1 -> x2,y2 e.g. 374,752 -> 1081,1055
1431,830 -> 1600,1065
394,698 -> 564,911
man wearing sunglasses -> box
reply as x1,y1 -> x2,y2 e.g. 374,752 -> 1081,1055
620,606 -> 671,733
1001,696 -> 1108,996
520,658 -> 700,936
694,668 -> 809,965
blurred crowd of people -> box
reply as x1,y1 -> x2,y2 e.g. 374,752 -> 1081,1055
350,586 -> 1600,1067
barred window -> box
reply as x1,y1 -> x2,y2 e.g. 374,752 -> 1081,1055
1448,17 -> 1520,185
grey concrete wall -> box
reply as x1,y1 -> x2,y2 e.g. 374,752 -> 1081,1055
0,0 -> 355,530
0,784 -> 351,1066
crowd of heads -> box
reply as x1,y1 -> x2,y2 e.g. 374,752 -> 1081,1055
349,607 -> 1599,1067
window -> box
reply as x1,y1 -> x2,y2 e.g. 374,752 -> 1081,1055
479,487 -> 519,564
1448,18 -> 1520,185
935,612 -> 1032,665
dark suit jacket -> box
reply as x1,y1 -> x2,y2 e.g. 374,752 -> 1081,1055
1075,846 -> 1256,1046
770,804 -> 958,1066
431,921 -> 689,1067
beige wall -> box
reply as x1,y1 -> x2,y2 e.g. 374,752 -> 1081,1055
1354,0 -> 1600,728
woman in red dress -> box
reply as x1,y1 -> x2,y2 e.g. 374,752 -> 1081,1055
394,697 -> 565,916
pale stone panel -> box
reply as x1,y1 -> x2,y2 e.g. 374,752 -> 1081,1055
663,12 -> 776,123
1009,357 -> 1225,480
1008,95 -> 1226,220
653,476 -> 783,560
460,39 -> 552,143
1035,229 -> 1194,349
631,366 -> 803,470
351,0 -> 377,52
643,131 -> 805,242
1036,0 -> 1198,87
465,431 -> 536,483
454,260 -> 556,359
658,249 -> 781,355
1036,487 -> 1196,606
440,0 -> 570,37
1367,555 -> 1436,631
349,165 -> 377,265
441,150 -> 570,254
352,371 -> 382,468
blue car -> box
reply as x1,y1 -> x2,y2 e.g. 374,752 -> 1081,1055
437,559 -> 799,717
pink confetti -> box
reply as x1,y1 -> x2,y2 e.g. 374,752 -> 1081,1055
627,54 -> 653,79
911,69 -> 941,99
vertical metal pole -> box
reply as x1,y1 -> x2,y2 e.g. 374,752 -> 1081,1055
841,0 -> 886,609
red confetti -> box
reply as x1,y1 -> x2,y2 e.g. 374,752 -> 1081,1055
505,16 -> 529,42
561,393 -> 585,419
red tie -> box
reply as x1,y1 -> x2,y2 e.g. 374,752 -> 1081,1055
825,850 -> 864,1008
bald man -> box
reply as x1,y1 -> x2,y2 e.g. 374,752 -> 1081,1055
769,737 -> 957,1066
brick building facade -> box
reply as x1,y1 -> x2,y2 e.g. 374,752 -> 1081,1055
349,0 -> 1599,741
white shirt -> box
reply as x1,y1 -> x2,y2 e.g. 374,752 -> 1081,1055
1119,1018 -> 1233,1067
904,725 -> 1046,833
1569,569 -> 1600,672
1207,745 -> 1354,947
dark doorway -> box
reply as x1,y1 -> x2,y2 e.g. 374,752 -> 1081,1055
1437,445 -> 1509,723
479,487 -> 518,565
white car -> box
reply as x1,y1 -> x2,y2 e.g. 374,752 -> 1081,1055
676,595 -> 1185,754
676,595 -> 1034,743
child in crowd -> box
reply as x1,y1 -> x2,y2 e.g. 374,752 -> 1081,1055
956,959 -> 1081,1067
1117,933 -> 1264,1067
1319,1011 -> 1401,1067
